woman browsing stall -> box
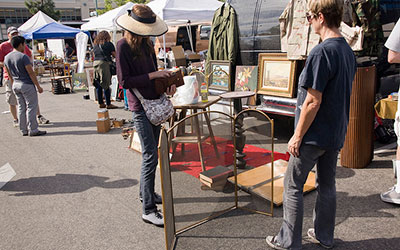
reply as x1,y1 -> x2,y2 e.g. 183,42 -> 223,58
116,4 -> 176,227
93,31 -> 117,109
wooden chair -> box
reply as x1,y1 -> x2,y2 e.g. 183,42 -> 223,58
49,62 -> 73,92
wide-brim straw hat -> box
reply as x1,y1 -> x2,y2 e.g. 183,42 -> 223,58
116,10 -> 168,36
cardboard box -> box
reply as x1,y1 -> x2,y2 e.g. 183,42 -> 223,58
97,109 -> 109,119
171,45 -> 186,67
96,118 -> 110,133
187,53 -> 200,60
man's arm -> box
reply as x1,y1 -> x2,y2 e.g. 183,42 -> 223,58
288,88 -> 322,157
25,64 -> 43,93
388,49 -> 400,64
4,66 -> 12,84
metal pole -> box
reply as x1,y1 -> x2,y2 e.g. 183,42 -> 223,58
163,34 -> 166,68
94,0 -> 98,16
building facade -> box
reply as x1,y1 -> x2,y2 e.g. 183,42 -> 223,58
0,0 -> 105,40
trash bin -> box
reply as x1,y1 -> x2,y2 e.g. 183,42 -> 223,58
341,65 -> 376,169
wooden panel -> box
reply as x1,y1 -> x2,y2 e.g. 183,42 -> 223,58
158,129 -> 176,250
229,159 -> 316,206
341,66 -> 376,168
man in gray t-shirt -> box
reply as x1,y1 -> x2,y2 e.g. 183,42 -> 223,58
381,18 -> 400,204
4,36 -> 46,136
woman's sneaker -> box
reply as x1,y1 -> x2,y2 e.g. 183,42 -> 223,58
142,210 -> 164,227
38,115 -> 50,124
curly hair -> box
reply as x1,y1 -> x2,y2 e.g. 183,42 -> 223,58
308,0 -> 343,28
94,31 -> 111,45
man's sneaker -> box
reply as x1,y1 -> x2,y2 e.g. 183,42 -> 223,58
30,130 -> 47,136
266,236 -> 287,250
22,132 -> 28,136
99,104 -> 106,108
13,119 -> 18,127
142,210 -> 164,227
38,115 -> 50,124
140,192 -> 163,204
307,228 -> 334,249
380,186 -> 400,204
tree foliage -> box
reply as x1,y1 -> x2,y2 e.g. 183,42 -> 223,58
25,0 -> 61,21
97,0 -> 150,15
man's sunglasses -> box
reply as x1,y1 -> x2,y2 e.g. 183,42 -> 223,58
306,12 -> 316,22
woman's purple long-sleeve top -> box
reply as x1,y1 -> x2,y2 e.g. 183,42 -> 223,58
116,38 -> 159,111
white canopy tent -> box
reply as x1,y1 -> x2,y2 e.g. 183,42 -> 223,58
147,0 -> 223,21
148,0 -> 222,61
18,11 -> 56,35
81,2 -> 134,31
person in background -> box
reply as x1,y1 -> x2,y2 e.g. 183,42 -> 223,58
0,26 -> 49,127
92,31 -> 117,109
64,43 -> 75,60
116,4 -> 176,227
380,18 -> 400,204
4,36 -> 46,136
266,0 -> 356,249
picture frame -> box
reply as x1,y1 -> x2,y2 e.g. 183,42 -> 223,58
235,65 -> 258,92
208,60 -> 231,91
257,53 -> 297,98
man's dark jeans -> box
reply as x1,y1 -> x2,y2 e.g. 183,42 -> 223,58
132,110 -> 160,215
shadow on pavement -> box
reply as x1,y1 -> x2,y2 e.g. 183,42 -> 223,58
48,121 -> 96,128
1,174 -> 137,196
303,237 -> 400,250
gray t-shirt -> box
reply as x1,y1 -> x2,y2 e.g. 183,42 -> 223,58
295,37 -> 357,150
4,51 -> 33,84
385,18 -> 400,52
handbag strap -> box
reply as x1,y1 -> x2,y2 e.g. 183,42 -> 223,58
129,88 -> 145,103
98,44 -> 111,62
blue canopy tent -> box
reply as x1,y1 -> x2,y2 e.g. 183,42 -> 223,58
23,22 -> 89,40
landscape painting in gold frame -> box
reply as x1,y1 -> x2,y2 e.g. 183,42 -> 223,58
257,53 -> 296,98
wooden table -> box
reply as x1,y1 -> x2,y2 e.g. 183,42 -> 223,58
170,96 -> 221,171
220,91 -> 256,169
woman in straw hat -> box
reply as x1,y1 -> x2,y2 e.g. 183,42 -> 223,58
116,4 -> 176,227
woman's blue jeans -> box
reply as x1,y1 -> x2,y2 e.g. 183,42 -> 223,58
132,110 -> 160,215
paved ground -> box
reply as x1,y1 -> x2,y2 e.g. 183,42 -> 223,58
0,78 -> 399,250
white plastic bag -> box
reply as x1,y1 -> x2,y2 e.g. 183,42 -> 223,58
172,76 -> 199,105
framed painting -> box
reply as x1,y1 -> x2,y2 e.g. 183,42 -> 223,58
257,53 -> 297,98
235,66 -> 258,91
85,68 -> 95,86
208,60 -> 231,91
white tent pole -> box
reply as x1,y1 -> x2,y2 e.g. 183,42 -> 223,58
163,34 -> 166,68
186,21 -> 194,53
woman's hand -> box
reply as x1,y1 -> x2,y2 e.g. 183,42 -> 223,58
148,70 -> 171,80
166,84 -> 177,96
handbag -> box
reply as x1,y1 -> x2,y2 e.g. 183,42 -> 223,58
154,70 -> 184,94
130,88 -> 174,126
99,44 -> 116,75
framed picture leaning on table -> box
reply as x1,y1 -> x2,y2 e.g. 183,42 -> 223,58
257,53 -> 296,98
208,60 -> 231,91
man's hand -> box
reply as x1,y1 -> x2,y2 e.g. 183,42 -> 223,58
288,134 -> 302,157
37,86 -> 43,93
166,84 -> 176,96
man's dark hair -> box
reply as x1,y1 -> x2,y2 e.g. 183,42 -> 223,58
10,36 -> 25,49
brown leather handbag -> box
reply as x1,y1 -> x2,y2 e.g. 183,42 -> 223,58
154,70 -> 184,95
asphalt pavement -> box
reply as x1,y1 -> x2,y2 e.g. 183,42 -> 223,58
0,77 -> 399,250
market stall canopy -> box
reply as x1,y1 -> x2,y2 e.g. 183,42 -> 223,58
23,22 -> 89,40
81,2 -> 134,31
147,0 -> 223,21
18,11 -> 56,35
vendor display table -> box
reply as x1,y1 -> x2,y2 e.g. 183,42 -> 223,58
170,96 -> 221,171
375,98 -> 397,119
